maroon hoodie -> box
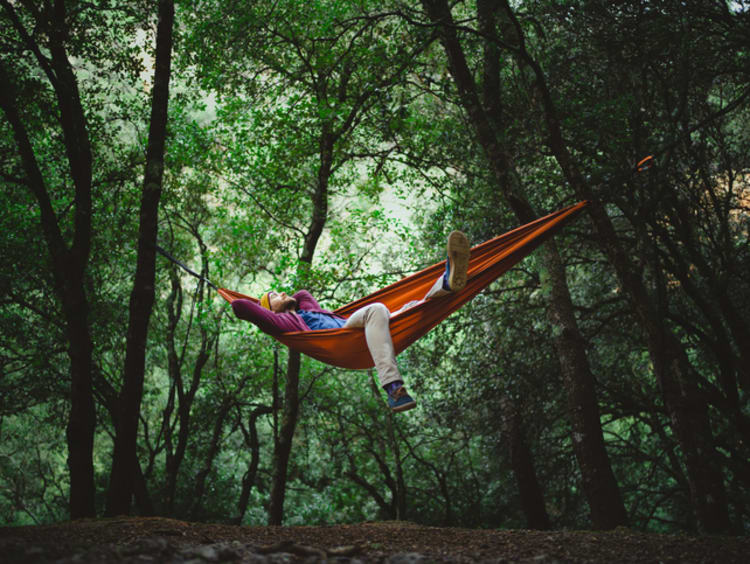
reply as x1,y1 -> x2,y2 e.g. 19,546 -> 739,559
231,290 -> 344,335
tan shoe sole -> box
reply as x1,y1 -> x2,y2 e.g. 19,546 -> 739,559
446,230 -> 470,291
391,400 -> 417,413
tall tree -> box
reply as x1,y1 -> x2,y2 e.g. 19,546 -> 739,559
499,394 -> 551,530
496,0 -> 735,532
185,0 -> 432,524
1,0 -> 97,518
419,0 -> 628,529
105,0 -> 175,516
161,249 -> 215,514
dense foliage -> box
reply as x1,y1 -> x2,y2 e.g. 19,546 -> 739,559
1,0 -> 748,535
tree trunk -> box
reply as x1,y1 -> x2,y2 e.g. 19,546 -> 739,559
235,406 -> 273,524
0,3 -> 96,517
190,397 -> 233,520
267,124 -> 333,524
93,370 -> 154,515
105,0 -> 174,516
132,457 -> 155,516
64,284 -> 97,520
163,268 -> 182,513
500,396 -> 551,530
163,267 -> 213,514
370,375 -> 407,520
268,351 -> 301,525
538,241 -> 628,529
422,0 -> 627,529
497,0 -> 731,532
386,421 -> 407,521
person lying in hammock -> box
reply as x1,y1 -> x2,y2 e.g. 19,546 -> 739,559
231,231 -> 471,413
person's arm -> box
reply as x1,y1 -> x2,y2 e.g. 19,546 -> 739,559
293,289 -> 346,320
292,290 -> 321,311
231,299 -> 309,334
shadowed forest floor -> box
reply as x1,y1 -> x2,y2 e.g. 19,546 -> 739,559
1,517 -> 748,563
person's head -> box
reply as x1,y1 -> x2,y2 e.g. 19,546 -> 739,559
259,291 -> 297,313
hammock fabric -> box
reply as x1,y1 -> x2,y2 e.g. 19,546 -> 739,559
219,201 -> 588,369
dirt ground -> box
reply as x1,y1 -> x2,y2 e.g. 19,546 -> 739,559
1,517 -> 748,563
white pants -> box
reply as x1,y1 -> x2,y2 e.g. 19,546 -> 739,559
343,276 -> 448,387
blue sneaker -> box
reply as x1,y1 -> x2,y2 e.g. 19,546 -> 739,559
445,230 -> 470,291
387,385 -> 417,413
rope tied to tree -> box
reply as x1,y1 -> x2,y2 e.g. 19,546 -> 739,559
155,244 -> 218,291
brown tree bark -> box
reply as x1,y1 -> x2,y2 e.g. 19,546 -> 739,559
162,261 -> 214,514
162,268 -> 183,512
93,370 -> 155,515
267,123 -> 333,525
0,1 -> 96,519
421,0 -> 628,529
105,0 -> 175,516
537,241 -> 628,529
499,396 -> 551,530
372,376 -> 407,520
235,405 -> 274,524
268,350 -> 302,525
493,0 -> 731,533
190,397 -> 234,520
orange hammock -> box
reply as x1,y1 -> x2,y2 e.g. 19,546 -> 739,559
219,201 -> 588,369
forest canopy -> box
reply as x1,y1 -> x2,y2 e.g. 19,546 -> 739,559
1,0 -> 749,536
